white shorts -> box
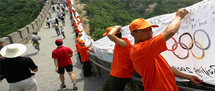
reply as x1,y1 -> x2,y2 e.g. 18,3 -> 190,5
9,76 -> 37,91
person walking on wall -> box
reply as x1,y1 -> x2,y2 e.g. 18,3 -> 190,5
129,9 -> 202,91
46,18 -> 51,28
55,17 -> 59,25
60,15 -> 65,26
102,26 -> 134,91
0,44 -> 38,91
31,32 -> 41,53
60,26 -> 66,38
54,22 -> 60,36
52,39 -> 78,90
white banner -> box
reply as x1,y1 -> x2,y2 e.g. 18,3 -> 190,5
161,0 -> 215,85
92,0 -> 215,85
70,0 -> 215,85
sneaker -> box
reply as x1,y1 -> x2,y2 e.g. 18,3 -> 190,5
60,83 -> 66,89
73,86 -> 78,90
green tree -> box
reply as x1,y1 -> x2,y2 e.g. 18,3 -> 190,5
81,0 -> 202,40
0,0 -> 42,37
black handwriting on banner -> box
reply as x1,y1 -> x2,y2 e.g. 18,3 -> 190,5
172,65 -> 215,77
172,66 -> 193,73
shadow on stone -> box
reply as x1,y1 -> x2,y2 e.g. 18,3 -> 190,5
57,88 -> 73,91
24,52 -> 38,57
51,35 -> 59,38
76,76 -> 84,83
44,27 -> 50,29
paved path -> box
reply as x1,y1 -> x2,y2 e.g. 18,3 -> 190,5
0,8 -> 105,91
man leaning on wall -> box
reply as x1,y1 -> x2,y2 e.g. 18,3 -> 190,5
129,8 -> 202,91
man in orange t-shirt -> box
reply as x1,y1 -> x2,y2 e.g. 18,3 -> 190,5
77,33 -> 82,40
79,39 -> 93,77
129,9 -> 202,91
75,33 -> 83,64
75,39 -> 82,64
102,26 -> 134,91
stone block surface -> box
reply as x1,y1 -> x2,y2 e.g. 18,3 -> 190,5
6,32 -> 22,43
18,28 -> 29,39
0,37 -> 11,45
31,21 -> 38,32
26,24 -> 34,34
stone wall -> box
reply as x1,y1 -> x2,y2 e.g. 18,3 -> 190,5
0,0 -> 51,45
51,0 -> 67,4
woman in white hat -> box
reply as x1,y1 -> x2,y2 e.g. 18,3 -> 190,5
0,43 -> 38,91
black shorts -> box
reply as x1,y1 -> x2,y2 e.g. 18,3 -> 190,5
58,65 -> 73,74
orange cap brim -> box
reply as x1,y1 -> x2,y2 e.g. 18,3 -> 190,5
137,25 -> 159,31
103,32 -> 108,36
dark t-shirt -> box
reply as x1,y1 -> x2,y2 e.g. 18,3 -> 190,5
0,57 -> 38,83
0,46 -> 3,50
0,58 -> 5,80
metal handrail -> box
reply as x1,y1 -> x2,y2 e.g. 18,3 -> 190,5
89,57 -> 111,72
89,57 -> 142,82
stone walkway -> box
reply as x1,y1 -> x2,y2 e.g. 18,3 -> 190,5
0,7 -> 105,91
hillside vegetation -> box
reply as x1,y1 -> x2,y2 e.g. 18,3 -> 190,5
80,0 -> 202,40
0,0 -> 42,37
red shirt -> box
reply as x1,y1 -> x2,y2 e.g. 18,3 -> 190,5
52,46 -> 73,67
130,34 -> 179,91
79,46 -> 89,62
110,38 -> 134,78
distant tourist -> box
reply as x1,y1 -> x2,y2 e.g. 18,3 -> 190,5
0,44 -> 38,91
30,32 -> 41,53
57,10 -> 61,19
60,26 -> 66,38
54,22 -> 60,36
55,17 -> 59,25
60,15 -> 65,26
56,5 -> 60,11
52,6 -> 55,12
50,17 -> 55,27
46,18 -> 50,28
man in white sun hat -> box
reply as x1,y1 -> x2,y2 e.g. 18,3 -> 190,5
0,43 -> 38,91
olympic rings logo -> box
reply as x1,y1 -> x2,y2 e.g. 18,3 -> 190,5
167,29 -> 211,60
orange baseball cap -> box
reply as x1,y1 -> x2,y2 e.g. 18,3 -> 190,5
79,39 -> 85,43
78,33 -> 82,36
77,20 -> 82,24
103,27 -> 114,36
129,18 -> 159,32
76,38 -> 80,42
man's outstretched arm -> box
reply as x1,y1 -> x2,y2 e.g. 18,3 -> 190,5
161,9 -> 189,41
171,67 -> 203,85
